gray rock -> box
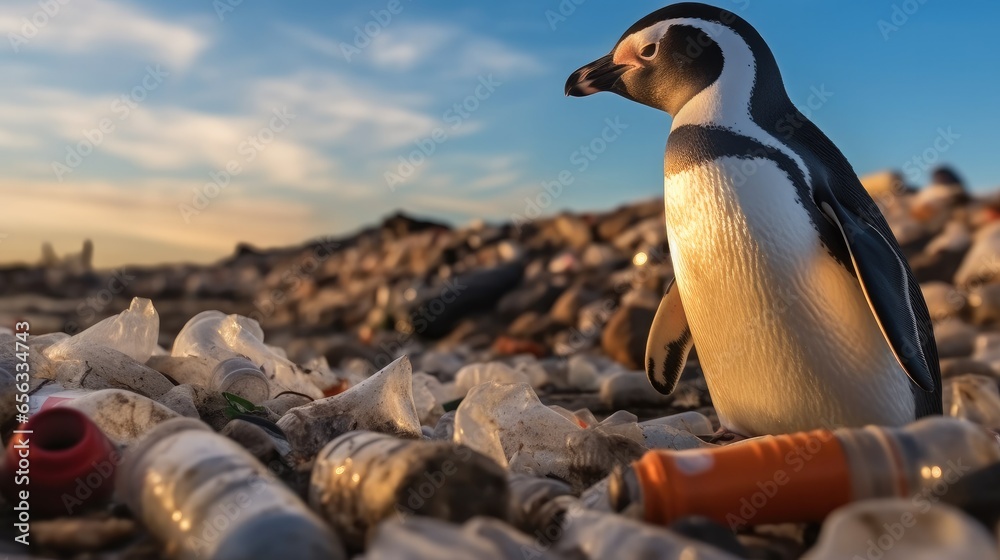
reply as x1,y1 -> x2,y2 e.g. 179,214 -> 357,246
920,282 -> 965,321
939,357 -> 996,379
554,214 -> 592,249
968,283 -> 1000,326
550,285 -> 601,326
955,222 -> 1000,287
933,319 -> 978,358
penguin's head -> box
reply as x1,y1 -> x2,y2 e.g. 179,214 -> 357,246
565,3 -> 783,117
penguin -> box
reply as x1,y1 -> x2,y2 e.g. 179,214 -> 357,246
565,3 -> 941,436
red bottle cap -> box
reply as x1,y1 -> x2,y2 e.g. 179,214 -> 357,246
1,407 -> 119,517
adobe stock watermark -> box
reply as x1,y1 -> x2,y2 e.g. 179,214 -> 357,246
902,127 -> 959,183
51,65 -> 169,181
249,237 -> 340,324
372,278 -> 468,370
7,0 -> 73,53
384,75 -> 502,191
556,244 -> 669,355
339,0 -> 413,63
394,445 -> 475,521
61,449 -> 123,514
878,0 -> 930,40
852,459 -> 972,560
510,117 -> 628,230
776,84 -> 834,139
544,0 -> 587,30
520,499 -> 585,559
178,106 -> 296,222
212,0 -> 245,21
725,427 -> 838,530
546,0 -> 748,31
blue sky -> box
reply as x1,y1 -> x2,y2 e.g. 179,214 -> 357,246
1,0 -> 997,267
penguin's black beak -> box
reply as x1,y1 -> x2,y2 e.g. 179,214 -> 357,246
565,54 -> 630,97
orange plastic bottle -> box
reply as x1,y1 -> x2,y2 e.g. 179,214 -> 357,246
608,417 -> 1000,530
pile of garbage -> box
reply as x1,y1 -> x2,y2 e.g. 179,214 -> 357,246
0,165 -> 999,559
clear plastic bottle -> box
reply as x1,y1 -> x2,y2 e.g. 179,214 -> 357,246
309,430 -> 508,549
29,384 -> 180,447
119,417 -> 345,560
45,297 -> 160,364
170,311 -> 274,403
609,417 -> 1000,529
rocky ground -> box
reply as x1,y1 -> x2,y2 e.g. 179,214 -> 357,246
1,166 -> 999,559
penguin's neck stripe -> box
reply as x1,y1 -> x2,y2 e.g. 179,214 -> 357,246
650,18 -> 811,187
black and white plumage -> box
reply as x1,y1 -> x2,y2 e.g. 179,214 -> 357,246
566,3 -> 941,435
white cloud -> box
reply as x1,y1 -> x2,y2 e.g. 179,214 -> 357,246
0,83 -> 336,189
1,0 -> 209,69
282,21 -> 543,77
367,24 -> 458,70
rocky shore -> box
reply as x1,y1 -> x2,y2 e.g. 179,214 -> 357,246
1,166 -> 1000,559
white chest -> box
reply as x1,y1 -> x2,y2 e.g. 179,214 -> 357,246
664,157 -> 914,434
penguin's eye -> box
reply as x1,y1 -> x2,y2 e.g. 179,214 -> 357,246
639,43 -> 657,59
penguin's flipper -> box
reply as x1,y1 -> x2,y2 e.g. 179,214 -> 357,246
816,187 -> 938,395
645,277 -> 692,395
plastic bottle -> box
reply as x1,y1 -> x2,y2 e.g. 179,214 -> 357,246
44,297 -> 159,364
308,430 -> 508,549
803,499 -> 1000,560
0,407 -> 118,517
277,356 -> 422,463
506,474 -> 576,535
609,417 -> 1000,529
170,311 -> 274,402
119,417 -> 345,560
29,384 -> 180,447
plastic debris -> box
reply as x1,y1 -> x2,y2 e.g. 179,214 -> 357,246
1,408 -> 117,517
610,417 -> 1000,529
261,391 -> 313,417
640,411 -> 715,436
31,386 -> 181,447
119,417 -> 346,560
362,516 -> 558,560
309,430 -> 508,548
45,297 -> 159,364
47,345 -> 175,399
455,382 -> 646,491
553,508 -> 743,560
454,361 -> 530,396
506,473 -> 576,535
172,310 -> 327,399
277,356 -> 421,463
802,499 -> 1000,560
944,374 -> 1000,431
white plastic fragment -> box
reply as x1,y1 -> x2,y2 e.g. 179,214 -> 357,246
277,356 -> 421,462
802,499 -> 999,560
45,297 -> 159,364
